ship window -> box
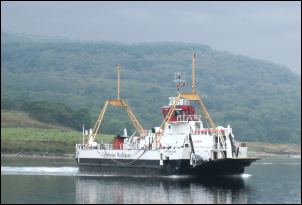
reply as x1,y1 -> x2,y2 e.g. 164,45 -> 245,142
174,110 -> 182,116
195,122 -> 200,129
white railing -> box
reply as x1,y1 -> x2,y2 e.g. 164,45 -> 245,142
76,143 -> 113,150
169,97 -> 190,106
191,128 -> 225,135
177,115 -> 201,122
76,144 -> 85,150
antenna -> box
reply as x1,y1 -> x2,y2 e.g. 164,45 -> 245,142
174,72 -> 186,93
116,64 -> 120,100
192,52 -> 196,93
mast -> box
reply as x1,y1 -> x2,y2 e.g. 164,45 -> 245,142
157,52 -> 217,143
192,52 -> 196,93
117,64 -> 120,100
82,123 -> 85,145
87,64 -> 145,144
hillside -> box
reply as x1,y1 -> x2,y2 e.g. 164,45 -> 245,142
1,32 -> 301,144
1,110 -> 300,156
1,110 -> 70,130
1,110 -> 113,154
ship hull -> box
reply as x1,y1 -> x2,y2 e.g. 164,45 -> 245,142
76,157 -> 258,176
190,158 -> 258,175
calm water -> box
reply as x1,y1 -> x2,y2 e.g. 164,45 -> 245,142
1,156 -> 301,204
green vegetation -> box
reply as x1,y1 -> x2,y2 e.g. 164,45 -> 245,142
1,110 -> 67,129
20,101 -> 93,130
1,110 -> 300,155
1,32 -> 301,144
246,142 -> 300,155
1,128 -> 113,155
1,110 -> 113,155
1,127 -> 113,155
1,128 -> 78,154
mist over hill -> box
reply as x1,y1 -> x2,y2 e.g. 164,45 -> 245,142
1,32 -> 301,144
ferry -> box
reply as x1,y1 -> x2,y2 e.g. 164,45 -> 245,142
75,53 -> 259,176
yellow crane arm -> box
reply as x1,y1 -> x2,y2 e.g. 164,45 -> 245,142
180,92 -> 216,129
154,94 -> 181,144
87,100 -> 109,144
159,93 -> 181,131
87,99 -> 145,144
122,101 -> 146,136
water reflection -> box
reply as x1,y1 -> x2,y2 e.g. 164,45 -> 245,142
76,175 -> 248,204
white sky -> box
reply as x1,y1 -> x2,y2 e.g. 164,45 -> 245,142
1,1 -> 301,74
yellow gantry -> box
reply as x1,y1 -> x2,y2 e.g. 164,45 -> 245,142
87,65 -> 145,144
88,53 -> 217,146
180,92 -> 216,129
117,64 -> 120,100
192,52 -> 196,93
155,52 -> 216,144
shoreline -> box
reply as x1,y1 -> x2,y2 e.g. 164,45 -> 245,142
1,153 -> 74,159
1,151 -> 300,159
247,151 -> 301,158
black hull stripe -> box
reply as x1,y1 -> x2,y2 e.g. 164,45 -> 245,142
76,158 -> 258,176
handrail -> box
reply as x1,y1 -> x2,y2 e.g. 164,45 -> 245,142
191,128 -> 225,135
176,115 -> 201,122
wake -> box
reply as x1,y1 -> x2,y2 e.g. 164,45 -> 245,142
1,166 -> 78,176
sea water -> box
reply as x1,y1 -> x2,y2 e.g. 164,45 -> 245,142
1,156 -> 301,204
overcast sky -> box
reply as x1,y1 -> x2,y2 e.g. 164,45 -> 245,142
1,1 -> 301,74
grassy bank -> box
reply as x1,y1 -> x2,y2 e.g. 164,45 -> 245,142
1,127 -> 114,155
1,110 -> 300,156
1,110 -> 114,155
245,141 -> 301,156
1,127 -> 300,156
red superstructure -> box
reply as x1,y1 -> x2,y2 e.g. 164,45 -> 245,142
161,105 -> 196,122
113,135 -> 124,149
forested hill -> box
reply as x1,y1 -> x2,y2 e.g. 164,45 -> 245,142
1,32 -> 301,144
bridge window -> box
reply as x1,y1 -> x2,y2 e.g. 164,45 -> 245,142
195,122 -> 200,129
174,110 -> 182,117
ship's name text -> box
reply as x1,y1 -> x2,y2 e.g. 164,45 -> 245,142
101,151 -> 131,158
